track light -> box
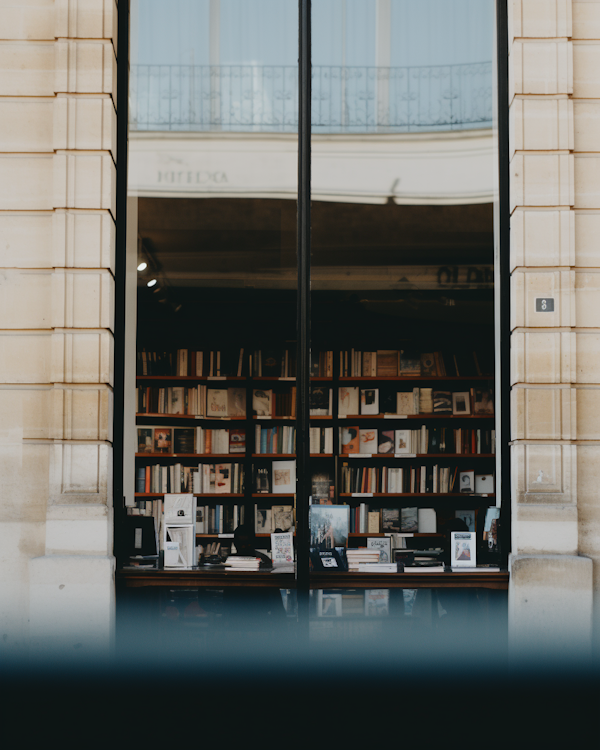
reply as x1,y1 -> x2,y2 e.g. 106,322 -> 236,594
147,278 -> 157,287
137,261 -> 148,272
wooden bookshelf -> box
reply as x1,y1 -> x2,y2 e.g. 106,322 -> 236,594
136,453 -> 245,458
339,375 -> 493,381
136,375 -> 246,381
340,492 -> 495,499
135,492 -> 244,498
252,453 -> 332,458
348,532 -> 443,538
340,453 -> 494,458
338,413 -> 493,419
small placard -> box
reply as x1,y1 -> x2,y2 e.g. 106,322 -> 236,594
352,492 -> 374,497
279,377 -> 295,381
535,297 -> 554,312
218,533 -> 234,539
395,453 -> 416,459
338,415 -> 347,419
349,453 -> 370,458
207,376 -> 226,380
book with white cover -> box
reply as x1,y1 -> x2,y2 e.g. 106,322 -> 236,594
164,493 -> 194,525
396,392 -> 416,415
475,474 -> 494,494
417,508 -> 437,533
271,531 -> 294,567
227,388 -> 246,417
359,428 -> 377,454
272,460 -> 296,494
394,429 -> 412,454
338,386 -> 359,416
360,388 -> 379,415
358,563 -> 397,572
367,537 -> 391,563
451,531 -> 476,568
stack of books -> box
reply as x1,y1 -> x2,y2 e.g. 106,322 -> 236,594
224,556 -> 262,571
346,548 -> 381,572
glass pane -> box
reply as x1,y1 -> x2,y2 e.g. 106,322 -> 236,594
309,0 -> 499,639
122,0 -> 299,643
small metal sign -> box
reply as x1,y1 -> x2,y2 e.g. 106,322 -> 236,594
535,297 -> 554,312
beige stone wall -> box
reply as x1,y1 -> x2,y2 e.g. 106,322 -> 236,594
509,0 -> 596,651
0,0 -> 117,654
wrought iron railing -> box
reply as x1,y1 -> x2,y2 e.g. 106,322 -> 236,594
130,62 -> 492,133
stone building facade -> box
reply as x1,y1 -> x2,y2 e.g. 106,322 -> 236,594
0,0 -> 598,655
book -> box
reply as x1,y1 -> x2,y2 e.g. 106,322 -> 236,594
227,388 -> 246,418
451,531 -> 477,567
256,508 -> 272,533
382,508 -> 400,532
400,351 -> 421,376
341,426 -> 360,454
367,537 -> 391,563
421,353 -> 437,376
173,428 -> 194,454
252,389 -> 272,416
367,511 -> 380,533
452,391 -> 471,415
309,386 -> 331,415
207,388 -> 228,418
365,589 -> 390,616
137,428 -> 153,453
359,428 -> 377,454
338,386 -> 359,416
153,428 -> 172,454
229,429 -> 246,454
311,470 -> 334,503
214,463 -> 232,493
394,429 -> 412,454
272,460 -> 296,494
309,504 -> 350,549
433,391 -> 452,413
396,391 -> 416,415
378,429 -> 394,454
475,474 -> 494,494
417,508 -> 437,533
360,388 -> 379,415
272,505 -> 294,532
377,350 -> 398,377
419,388 -> 433,413
401,507 -> 418,532
164,493 -> 194,525
473,388 -> 494,415
271,531 -> 294,566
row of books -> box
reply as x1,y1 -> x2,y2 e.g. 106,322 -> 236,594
339,464 -> 495,495
253,425 -> 334,455
339,386 -> 494,416
339,350 -> 492,378
250,349 -> 333,378
350,506 -> 436,534
253,386 -> 333,417
137,426 -> 246,455
340,427 -> 496,455
136,462 -> 245,495
196,504 -> 243,535
255,505 -> 295,534
136,386 -> 247,417
137,349 -> 244,377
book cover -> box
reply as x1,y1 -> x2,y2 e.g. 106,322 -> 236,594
473,388 -> 494,415
396,392 -> 415,415
459,470 -> 475,493
475,474 -> 494,494
207,388 -> 228,418
256,508 -> 272,534
417,508 -> 437,533
309,385 -> 330,415
262,349 -> 282,377
400,351 -> 421,376
229,429 -> 246,454
378,429 -> 394,454
359,428 -> 377,454
173,428 -> 194,454
376,350 -> 398,377
255,466 -> 271,493
215,463 -> 232,494
164,493 -> 194,525
272,505 -> 294,532
164,525 -> 194,568
451,531 -> 477,567
137,428 -> 153,453
360,388 -> 379,415
452,391 -> 471,415
309,504 -> 350,549
367,511 -> 380,533
227,388 -> 246,418
153,428 -> 172,454
365,589 -> 390,617
272,460 -> 296,494
433,391 -> 452,413
419,387 -> 433,413
367,537 -> 391,563
455,509 -> 476,532
401,507 -> 418,532
252,389 -> 272,416
338,386 -> 359,416
341,426 -> 360,454
312,470 -> 334,502
394,429 -> 412,454
420,353 -> 437,376
382,508 -> 400,532
271,531 -> 294,566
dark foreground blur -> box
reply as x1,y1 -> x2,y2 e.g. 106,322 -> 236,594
1,587 -> 598,742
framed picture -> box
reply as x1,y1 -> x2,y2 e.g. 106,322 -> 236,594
153,427 -> 172,454
473,388 -> 494,415
455,509 -> 476,532
309,504 -> 350,549
137,427 -> 153,453
394,429 -> 412,454
459,470 -> 475,494
452,391 -> 471,415
451,531 -> 477,568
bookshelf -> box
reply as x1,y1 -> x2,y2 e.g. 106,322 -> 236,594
131,346 -> 498,567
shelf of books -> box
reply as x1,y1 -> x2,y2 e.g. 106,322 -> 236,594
129,346 -> 501,575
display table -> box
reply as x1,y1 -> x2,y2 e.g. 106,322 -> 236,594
117,568 -> 508,590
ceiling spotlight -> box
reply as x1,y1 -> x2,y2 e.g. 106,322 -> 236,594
147,278 -> 157,287
137,261 -> 148,272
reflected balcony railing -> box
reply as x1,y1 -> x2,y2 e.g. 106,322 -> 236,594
130,62 -> 492,134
